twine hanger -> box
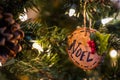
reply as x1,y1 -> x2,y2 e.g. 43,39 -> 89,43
83,1 -> 92,36
83,1 -> 87,28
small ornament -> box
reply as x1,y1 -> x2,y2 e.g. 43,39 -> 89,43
0,7 -> 24,65
67,27 -> 101,70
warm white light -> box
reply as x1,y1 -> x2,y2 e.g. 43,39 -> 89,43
68,8 -> 75,17
32,43 -> 43,52
19,13 -> 28,21
19,9 -> 28,21
0,62 -> 2,66
101,18 -> 113,25
83,78 -> 87,80
110,49 -> 117,58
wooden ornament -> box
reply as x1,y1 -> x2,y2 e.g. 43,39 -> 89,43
67,27 -> 101,70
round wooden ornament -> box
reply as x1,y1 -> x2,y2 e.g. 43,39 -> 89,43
67,27 -> 101,70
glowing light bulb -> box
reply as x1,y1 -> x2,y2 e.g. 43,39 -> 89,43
19,13 -> 28,21
68,4 -> 76,17
68,8 -> 75,17
101,18 -> 113,25
0,62 -> 2,67
32,43 -> 43,52
110,49 -> 117,58
19,9 -> 28,21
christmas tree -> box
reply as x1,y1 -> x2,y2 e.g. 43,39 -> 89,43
0,0 -> 120,80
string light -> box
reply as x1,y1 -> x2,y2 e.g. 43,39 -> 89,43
109,49 -> 118,58
67,4 -> 77,17
32,43 -> 43,52
101,18 -> 113,26
0,62 -> 2,67
69,8 -> 75,17
19,8 -> 28,21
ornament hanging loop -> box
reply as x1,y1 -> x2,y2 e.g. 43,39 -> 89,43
83,1 -> 87,28
89,18 -> 92,29
83,1 -> 88,36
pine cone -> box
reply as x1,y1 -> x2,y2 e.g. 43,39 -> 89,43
0,7 -> 24,66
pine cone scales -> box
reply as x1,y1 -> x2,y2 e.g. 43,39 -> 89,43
0,8 -> 24,65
